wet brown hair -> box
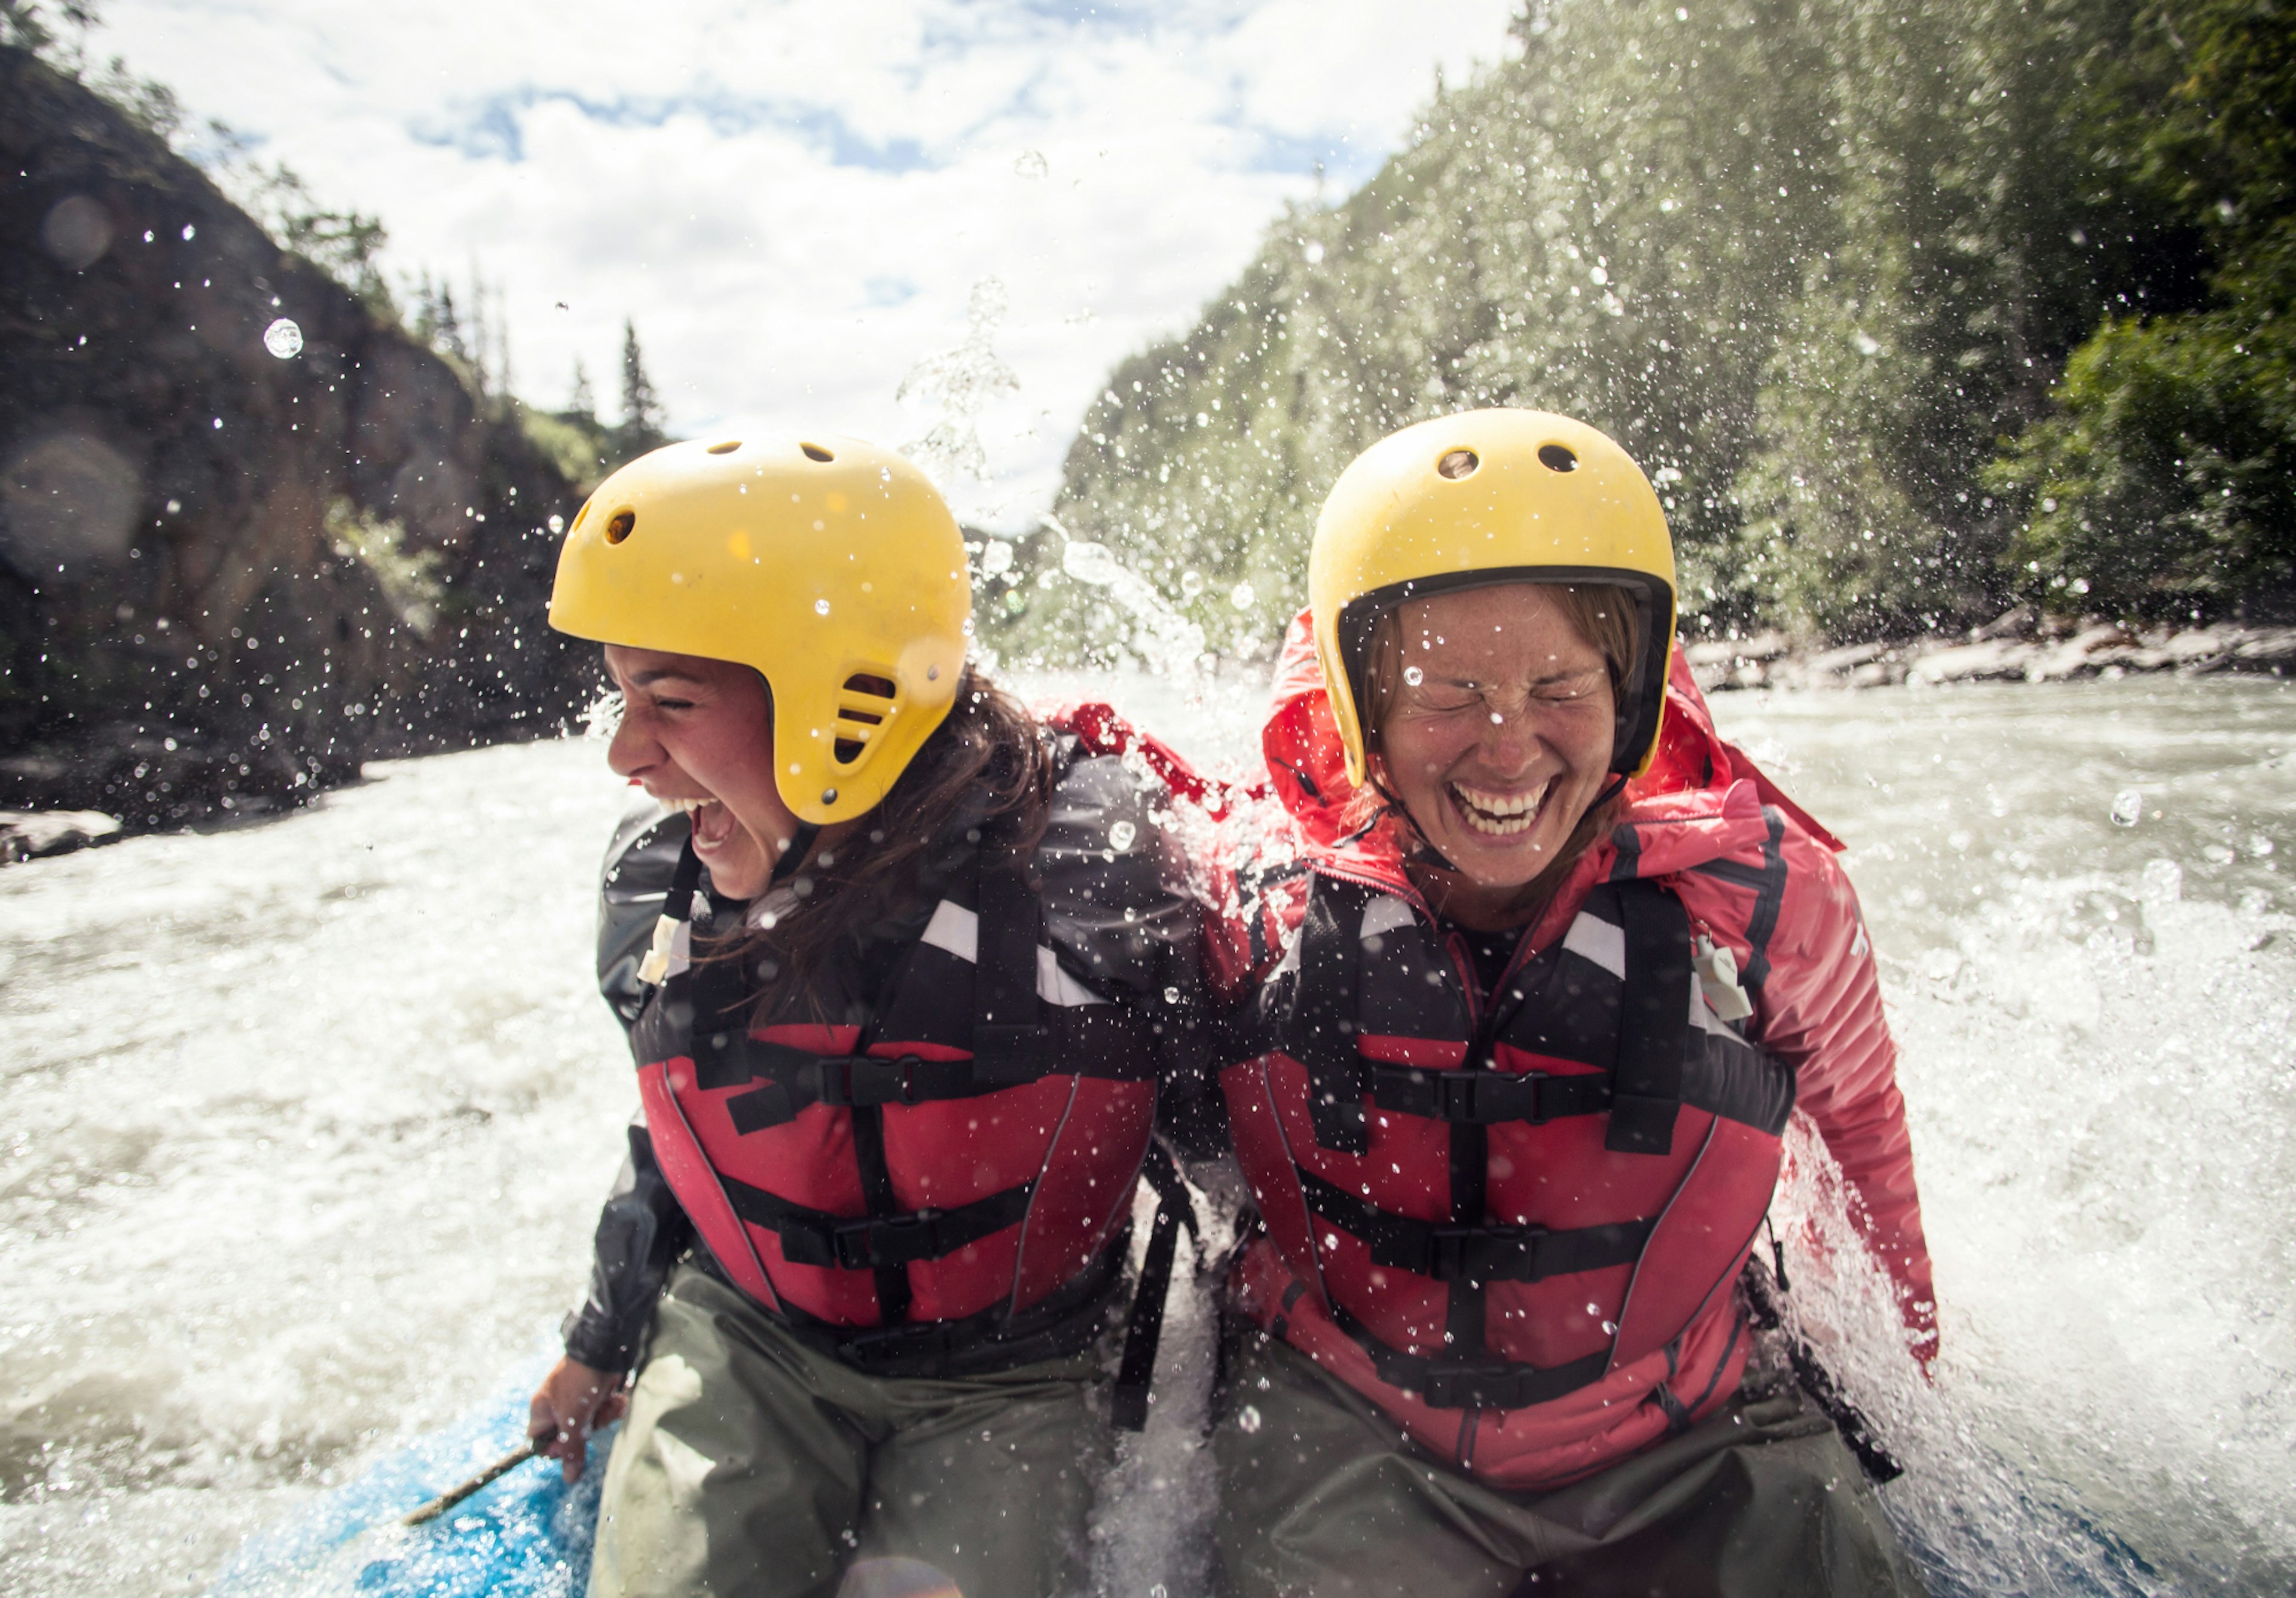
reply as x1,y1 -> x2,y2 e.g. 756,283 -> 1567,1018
708,665 -> 1051,1022
1354,582 -> 1641,921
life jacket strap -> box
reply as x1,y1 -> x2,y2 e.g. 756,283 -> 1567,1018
1284,874 -> 1377,1153
1367,1050 -> 1794,1138
720,1046 -> 997,1130
1328,1303 -> 1614,1411
1298,1168 -> 1654,1283
720,1174 -> 1037,1271
742,1229 -> 1132,1379
1369,1062 -> 1611,1124
971,862 -> 1050,1086
1605,882 -> 1693,1154
1112,1141 -> 1202,1431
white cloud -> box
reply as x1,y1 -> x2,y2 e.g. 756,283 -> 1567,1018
91,0 -> 1519,526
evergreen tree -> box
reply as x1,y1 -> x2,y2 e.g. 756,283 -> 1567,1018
618,319 -> 667,453
432,286 -> 466,362
568,358 -> 596,418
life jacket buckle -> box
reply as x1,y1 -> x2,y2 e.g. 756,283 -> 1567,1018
1424,1221 -> 1549,1281
894,1054 -> 927,1104
830,1208 -> 947,1270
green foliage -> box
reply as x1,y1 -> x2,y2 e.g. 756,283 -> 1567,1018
519,405 -> 616,496
1996,0 -> 2296,619
1024,0 -> 2208,655
326,499 -> 443,638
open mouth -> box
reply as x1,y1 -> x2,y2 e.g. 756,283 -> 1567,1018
1448,780 -> 1551,838
662,794 -> 739,849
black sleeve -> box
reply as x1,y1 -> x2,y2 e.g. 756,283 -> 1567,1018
564,800 -> 699,1371
560,1119 -> 693,1373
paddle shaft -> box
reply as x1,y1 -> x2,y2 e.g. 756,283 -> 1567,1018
400,1441 -> 539,1526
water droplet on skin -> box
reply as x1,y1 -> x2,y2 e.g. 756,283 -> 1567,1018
262,317 -> 303,358
1403,665 -> 1424,686
1237,1405 -> 1262,1434
2110,789 -> 2143,827
1109,820 -> 1137,851
814,598 -> 831,616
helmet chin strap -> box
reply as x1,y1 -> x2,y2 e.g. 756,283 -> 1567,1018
1367,772 -> 1460,876
772,821 -> 822,885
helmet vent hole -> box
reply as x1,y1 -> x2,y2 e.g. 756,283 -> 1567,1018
1538,444 -> 1580,473
706,439 -> 741,455
833,673 -> 897,766
604,509 -> 637,544
801,442 -> 835,463
1437,448 -> 1479,480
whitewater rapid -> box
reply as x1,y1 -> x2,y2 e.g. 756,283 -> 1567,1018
2,671 -> 2291,1596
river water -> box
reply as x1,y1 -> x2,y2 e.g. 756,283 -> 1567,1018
2,671 -> 2291,1596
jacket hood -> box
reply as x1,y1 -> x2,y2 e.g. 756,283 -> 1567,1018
1261,606 -> 1840,893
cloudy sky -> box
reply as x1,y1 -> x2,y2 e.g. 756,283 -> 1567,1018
86,0 -> 1521,528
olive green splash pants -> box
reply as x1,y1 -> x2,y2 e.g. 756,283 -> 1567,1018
588,1264 -> 1110,1598
1213,1330 -> 1925,1598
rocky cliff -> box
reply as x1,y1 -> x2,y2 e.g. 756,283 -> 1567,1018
0,45 -> 596,830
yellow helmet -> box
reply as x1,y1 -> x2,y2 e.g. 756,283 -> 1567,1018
1309,408 -> 1678,785
548,433 -> 970,826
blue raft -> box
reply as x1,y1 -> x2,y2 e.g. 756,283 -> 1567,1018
206,1358 -> 603,1598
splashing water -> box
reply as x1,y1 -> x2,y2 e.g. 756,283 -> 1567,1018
896,278 -> 1019,487
2111,788 -> 2144,827
580,687 -> 623,743
1048,515 -> 1207,682
262,319 -> 303,359
5,676 -> 2295,1596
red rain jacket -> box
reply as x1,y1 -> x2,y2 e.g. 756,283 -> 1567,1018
1211,612 -> 1935,1490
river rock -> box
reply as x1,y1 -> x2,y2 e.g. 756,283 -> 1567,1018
0,807 -> 119,862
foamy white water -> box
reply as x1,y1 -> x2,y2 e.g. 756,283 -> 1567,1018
2,672 -> 2292,1595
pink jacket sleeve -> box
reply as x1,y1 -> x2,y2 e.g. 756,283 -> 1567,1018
1746,823 -> 1939,1363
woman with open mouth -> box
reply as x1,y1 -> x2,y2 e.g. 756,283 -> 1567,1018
524,434 -> 1204,1598
1208,409 -> 1937,1596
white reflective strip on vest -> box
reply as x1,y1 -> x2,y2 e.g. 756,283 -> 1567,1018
923,898 -> 978,962
919,898 -> 1109,1007
661,917 -> 695,981
1360,894 -> 1418,940
1036,946 -> 1109,1007
1561,912 -> 1625,979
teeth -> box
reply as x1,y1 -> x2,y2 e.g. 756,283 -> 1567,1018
662,796 -> 713,815
1450,781 -> 1549,837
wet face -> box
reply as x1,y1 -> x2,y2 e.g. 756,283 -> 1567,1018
603,645 -> 799,901
1370,585 -> 1617,922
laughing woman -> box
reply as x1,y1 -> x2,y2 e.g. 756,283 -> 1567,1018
1211,410 -> 1936,1596
525,436 -> 1199,1598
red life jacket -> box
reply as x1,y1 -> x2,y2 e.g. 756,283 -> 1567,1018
1224,869 -> 1792,1448
625,748 -> 1173,1365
